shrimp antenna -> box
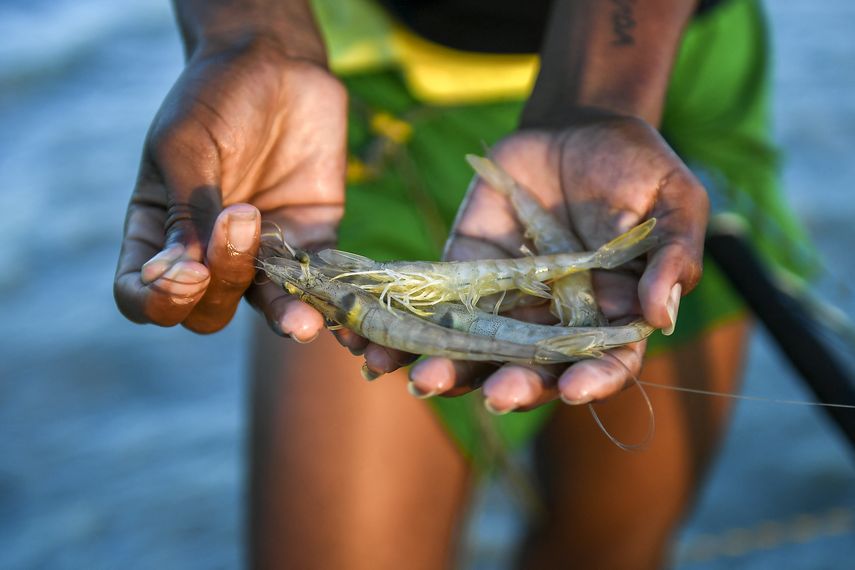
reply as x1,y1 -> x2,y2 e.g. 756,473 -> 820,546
636,381 -> 855,409
587,352 -> 656,452
260,220 -> 297,257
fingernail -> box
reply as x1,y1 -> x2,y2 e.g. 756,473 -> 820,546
560,393 -> 593,406
361,363 -> 382,382
483,399 -> 513,416
141,245 -> 185,284
407,382 -> 436,399
292,331 -> 319,344
227,209 -> 258,253
663,283 -> 682,336
162,261 -> 207,284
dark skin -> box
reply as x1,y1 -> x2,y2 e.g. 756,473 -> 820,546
114,1 -> 344,339
115,0 -> 742,566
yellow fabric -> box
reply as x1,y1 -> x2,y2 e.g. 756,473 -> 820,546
311,0 -> 539,104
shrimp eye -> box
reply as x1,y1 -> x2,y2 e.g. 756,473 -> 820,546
296,251 -> 310,265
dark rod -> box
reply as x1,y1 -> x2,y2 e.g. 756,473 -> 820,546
705,225 -> 855,451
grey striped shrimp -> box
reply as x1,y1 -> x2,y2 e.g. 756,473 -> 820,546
260,256 -> 618,365
466,154 -> 606,326
320,218 -> 657,314
423,301 -> 655,354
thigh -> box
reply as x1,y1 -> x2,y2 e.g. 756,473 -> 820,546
247,321 -> 472,570
522,317 -> 751,569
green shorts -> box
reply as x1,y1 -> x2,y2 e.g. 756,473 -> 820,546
335,0 -> 813,465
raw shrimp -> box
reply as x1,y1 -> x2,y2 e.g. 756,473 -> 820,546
466,154 -> 605,326
424,301 -> 655,351
260,256 -> 620,365
321,218 -> 657,313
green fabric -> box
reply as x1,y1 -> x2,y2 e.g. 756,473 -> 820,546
334,0 -> 811,465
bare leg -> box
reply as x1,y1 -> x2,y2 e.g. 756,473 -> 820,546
247,321 -> 472,570
521,317 -> 751,569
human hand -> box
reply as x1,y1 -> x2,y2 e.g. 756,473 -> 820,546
114,38 -> 347,338
406,113 -> 708,411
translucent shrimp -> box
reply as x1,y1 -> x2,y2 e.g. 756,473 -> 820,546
321,218 -> 657,314
424,301 -> 655,352
260,256 -> 621,364
466,154 -> 606,326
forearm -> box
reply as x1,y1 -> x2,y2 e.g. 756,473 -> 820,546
523,0 -> 696,127
172,0 -> 326,63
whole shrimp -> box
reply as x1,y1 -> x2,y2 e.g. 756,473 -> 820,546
466,154 -> 606,326
260,256 -> 622,364
424,301 -> 655,350
319,218 -> 657,314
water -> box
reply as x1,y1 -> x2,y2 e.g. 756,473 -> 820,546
1,1 -> 853,568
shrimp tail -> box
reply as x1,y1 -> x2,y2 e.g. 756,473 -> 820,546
535,321 -> 657,363
533,332 -> 605,363
593,218 -> 658,270
466,154 -> 518,197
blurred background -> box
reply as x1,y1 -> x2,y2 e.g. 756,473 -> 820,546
0,0 -> 853,568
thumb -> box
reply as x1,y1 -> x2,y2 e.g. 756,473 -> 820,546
128,131 -> 223,325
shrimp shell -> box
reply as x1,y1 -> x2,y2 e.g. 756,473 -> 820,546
425,301 -> 654,353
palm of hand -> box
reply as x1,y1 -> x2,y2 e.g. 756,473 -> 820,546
408,117 -> 708,409
142,46 -> 346,245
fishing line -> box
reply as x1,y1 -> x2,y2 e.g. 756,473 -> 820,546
637,381 -> 855,409
587,352 -> 656,451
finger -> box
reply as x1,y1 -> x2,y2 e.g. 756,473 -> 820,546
360,344 -> 419,381
246,203 -> 342,342
182,204 -> 260,333
247,280 -> 325,342
114,195 -> 211,326
638,241 -> 700,335
332,327 -> 370,356
146,116 -> 225,258
639,172 -> 708,334
481,364 -> 560,414
557,343 -> 645,405
407,357 -> 495,399
115,122 -> 224,326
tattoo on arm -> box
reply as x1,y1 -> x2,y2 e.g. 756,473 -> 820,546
610,0 -> 636,46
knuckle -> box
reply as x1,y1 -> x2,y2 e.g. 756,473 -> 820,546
690,183 -> 711,216
683,256 -> 704,290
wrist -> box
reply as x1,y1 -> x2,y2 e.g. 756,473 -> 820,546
174,0 -> 327,66
191,29 -> 326,68
522,0 -> 694,128
520,103 -> 638,131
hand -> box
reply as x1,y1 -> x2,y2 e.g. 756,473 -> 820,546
114,38 -> 346,338
407,113 -> 708,411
